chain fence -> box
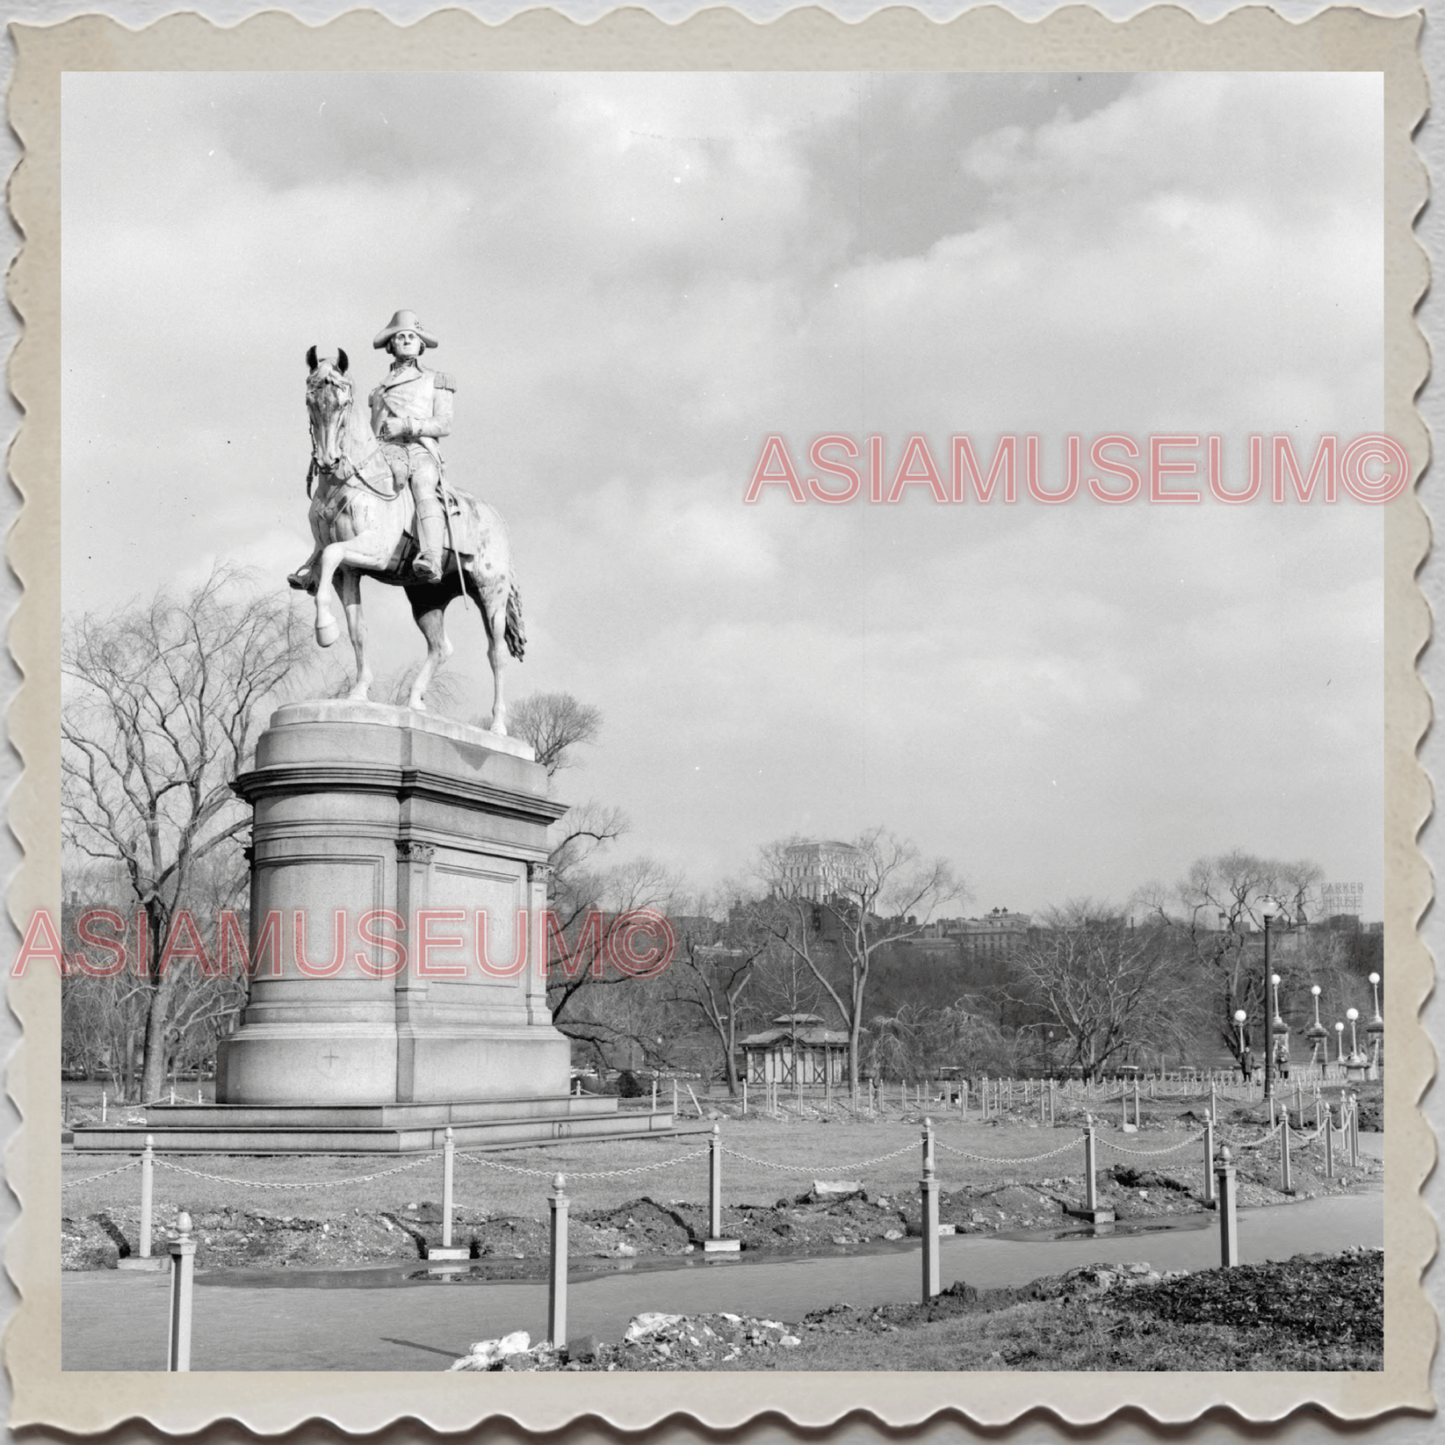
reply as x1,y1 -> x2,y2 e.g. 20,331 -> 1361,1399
60,1160 -> 139,1192
453,1145 -> 711,1180
152,1154 -> 441,1190
934,1137 -> 1082,1165
719,1140 -> 918,1175
1096,1133 -> 1203,1159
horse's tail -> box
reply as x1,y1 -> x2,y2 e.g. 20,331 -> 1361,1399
505,583 -> 526,662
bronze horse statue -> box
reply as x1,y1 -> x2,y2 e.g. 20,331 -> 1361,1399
289,346 -> 524,731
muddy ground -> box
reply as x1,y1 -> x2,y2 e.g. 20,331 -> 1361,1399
450,1247 -> 1385,1372
62,1114 -> 1380,1276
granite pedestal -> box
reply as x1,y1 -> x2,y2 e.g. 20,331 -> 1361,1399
72,702 -> 673,1154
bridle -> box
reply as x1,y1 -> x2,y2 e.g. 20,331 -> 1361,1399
307,368 -> 397,499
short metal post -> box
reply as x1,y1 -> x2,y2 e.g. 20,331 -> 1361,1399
1084,1120 -> 1099,1213
961,1079 -> 969,1116
166,1211 -> 197,1371
1324,1102 -> 1335,1177
442,1127 -> 455,1248
920,1117 -> 940,1301
101,1090 -> 107,1124
981,1075 -> 989,1120
140,1135 -> 155,1258
1133,1077 -> 1141,1125
1269,1094 -> 1276,1129
547,1174 -> 569,1347
742,1079 -> 748,1115
651,1079 -> 658,1111
673,1079 -> 678,1115
1048,1078 -> 1055,1127
1349,1094 -> 1360,1167
709,1125 -> 723,1240
1279,1115 -> 1292,1194
1215,1149 -> 1238,1267
1202,1118 -> 1215,1204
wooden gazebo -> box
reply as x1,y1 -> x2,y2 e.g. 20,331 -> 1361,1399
738,1014 -> 849,1086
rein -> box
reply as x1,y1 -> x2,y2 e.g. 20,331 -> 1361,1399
310,375 -> 399,499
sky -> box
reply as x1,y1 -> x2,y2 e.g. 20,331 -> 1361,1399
60,70 -> 1386,917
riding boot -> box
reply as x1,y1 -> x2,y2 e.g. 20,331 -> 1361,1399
411,483 -> 447,582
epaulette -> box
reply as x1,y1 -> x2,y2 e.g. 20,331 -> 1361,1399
433,371 -> 457,392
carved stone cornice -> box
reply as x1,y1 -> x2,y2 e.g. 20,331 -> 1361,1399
233,762 -> 570,826
396,840 -> 437,864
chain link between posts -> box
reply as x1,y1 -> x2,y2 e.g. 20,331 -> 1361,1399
720,1140 -> 918,1174
152,1154 -> 440,1189
60,1160 -> 140,1192
453,1145 -> 711,1179
1096,1133 -> 1203,1159
934,1137 -> 1083,1165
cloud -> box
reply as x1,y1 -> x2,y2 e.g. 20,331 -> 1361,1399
61,70 -> 1387,915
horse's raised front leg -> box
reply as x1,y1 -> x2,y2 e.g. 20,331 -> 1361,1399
407,589 -> 455,712
313,540 -> 352,647
338,570 -> 372,700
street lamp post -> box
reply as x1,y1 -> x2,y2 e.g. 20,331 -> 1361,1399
1260,897 -> 1279,1100
1306,984 -> 1328,1068
1346,1007 -> 1359,1056
1233,1008 -> 1248,1071
1366,972 -> 1384,1074
1334,1020 -> 1345,1065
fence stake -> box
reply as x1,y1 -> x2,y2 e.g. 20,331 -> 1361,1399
673,1079 -> 679,1116
101,1090 -> 107,1124
547,1174 -> 569,1347
166,1211 -> 197,1371
709,1125 -> 722,1240
1133,1077 -> 1141,1125
1279,1115 -> 1293,1194
742,1079 -> 748,1115
1348,1094 -> 1360,1167
1215,1149 -> 1238,1267
443,1127 -> 455,1247
1084,1119 -> 1099,1213
1202,1117 -> 1215,1204
961,1079 -> 968,1117
981,1075 -> 989,1120
652,1079 -> 658,1111
920,1117 -> 940,1301
1324,1102 -> 1335,1177
140,1135 -> 155,1258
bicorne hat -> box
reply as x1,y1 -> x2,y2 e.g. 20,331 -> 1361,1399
373,309 -> 439,350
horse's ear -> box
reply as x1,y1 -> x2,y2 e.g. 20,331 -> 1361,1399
337,348 -> 349,375
306,345 -> 318,371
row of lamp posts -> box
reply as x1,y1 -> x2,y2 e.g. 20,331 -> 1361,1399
1232,897 -> 1383,1095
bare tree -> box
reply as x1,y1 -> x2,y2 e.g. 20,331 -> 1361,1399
61,564 -> 313,1102
507,691 -> 602,778
1140,851 -> 1324,1063
1008,902 -> 1198,1081
664,895 -> 772,1094
753,829 -> 964,1092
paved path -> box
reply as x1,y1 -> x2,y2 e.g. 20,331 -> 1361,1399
62,1190 -> 1383,1372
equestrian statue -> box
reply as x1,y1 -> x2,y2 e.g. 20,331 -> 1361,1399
288,310 -> 524,733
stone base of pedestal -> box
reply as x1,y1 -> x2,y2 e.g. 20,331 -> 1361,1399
116,1256 -> 167,1272
1062,1205 -> 1116,1225
702,1238 -> 741,1253
70,1099 -> 704,1154
426,1247 -> 471,1261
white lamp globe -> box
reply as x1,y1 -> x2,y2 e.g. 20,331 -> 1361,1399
1271,973 -> 1281,986
1311,985 -> 1321,997
1346,1008 -> 1359,1021
1369,972 -> 1380,985
1234,1010 -> 1247,1023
